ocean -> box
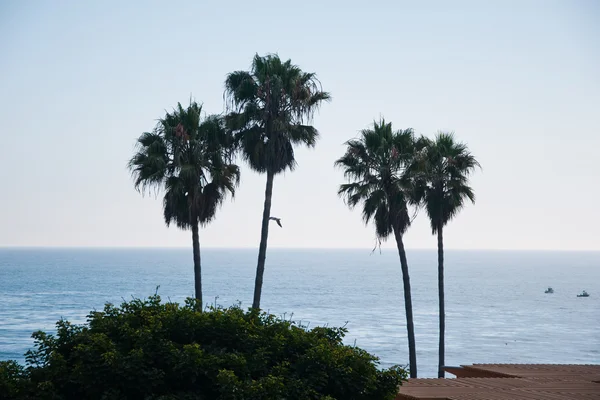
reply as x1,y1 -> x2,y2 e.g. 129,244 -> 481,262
0,248 -> 598,378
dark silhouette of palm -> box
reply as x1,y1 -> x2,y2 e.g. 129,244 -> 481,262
335,119 -> 418,378
413,132 -> 479,377
128,102 -> 239,306
225,54 -> 330,310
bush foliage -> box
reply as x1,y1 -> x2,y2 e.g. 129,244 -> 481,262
0,295 -> 406,400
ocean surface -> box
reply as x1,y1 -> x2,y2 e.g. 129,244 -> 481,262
0,248 -> 598,377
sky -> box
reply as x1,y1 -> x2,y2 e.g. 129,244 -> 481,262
0,0 -> 598,250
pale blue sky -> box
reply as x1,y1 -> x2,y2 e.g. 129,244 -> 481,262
1,0 -> 598,250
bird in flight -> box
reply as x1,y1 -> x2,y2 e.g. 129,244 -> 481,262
269,217 -> 282,228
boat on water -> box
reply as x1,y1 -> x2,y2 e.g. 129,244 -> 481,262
545,287 -> 554,294
577,290 -> 590,298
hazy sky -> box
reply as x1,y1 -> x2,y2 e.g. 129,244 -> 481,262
1,0 -> 598,250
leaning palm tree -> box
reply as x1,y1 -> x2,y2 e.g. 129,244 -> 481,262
128,101 -> 240,306
224,54 -> 330,310
413,132 -> 479,378
335,119 -> 418,378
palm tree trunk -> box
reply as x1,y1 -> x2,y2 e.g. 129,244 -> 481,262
393,227 -> 417,378
191,218 -> 202,308
252,170 -> 274,310
437,224 -> 445,378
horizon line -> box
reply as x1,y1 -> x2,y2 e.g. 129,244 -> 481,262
0,246 -> 598,252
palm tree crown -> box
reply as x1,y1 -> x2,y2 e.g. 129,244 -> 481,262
128,102 -> 240,229
336,119 -> 419,377
414,132 -> 480,232
336,119 -> 415,239
224,53 -> 331,174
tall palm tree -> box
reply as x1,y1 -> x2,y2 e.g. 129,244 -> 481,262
128,101 -> 240,306
335,119 -> 418,378
224,54 -> 330,310
413,132 -> 479,378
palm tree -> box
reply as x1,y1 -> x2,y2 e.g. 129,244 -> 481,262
335,119 -> 418,378
413,132 -> 479,378
128,101 -> 240,306
224,54 -> 330,310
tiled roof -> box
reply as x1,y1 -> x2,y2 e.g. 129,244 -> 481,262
396,364 -> 600,400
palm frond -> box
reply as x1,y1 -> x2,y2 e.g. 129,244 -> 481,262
336,118 -> 417,240
224,53 -> 330,175
163,176 -> 190,229
414,131 -> 480,233
224,71 -> 257,112
128,132 -> 169,193
128,100 -> 240,231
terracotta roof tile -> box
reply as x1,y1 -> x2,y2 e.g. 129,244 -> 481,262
396,364 -> 600,400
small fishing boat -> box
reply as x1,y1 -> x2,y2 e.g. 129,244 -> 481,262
577,290 -> 589,298
544,287 -> 554,294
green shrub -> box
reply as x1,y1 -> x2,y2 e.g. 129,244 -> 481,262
0,360 -> 29,398
1,295 -> 406,400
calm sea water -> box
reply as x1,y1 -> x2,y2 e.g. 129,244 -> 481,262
0,248 -> 598,377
